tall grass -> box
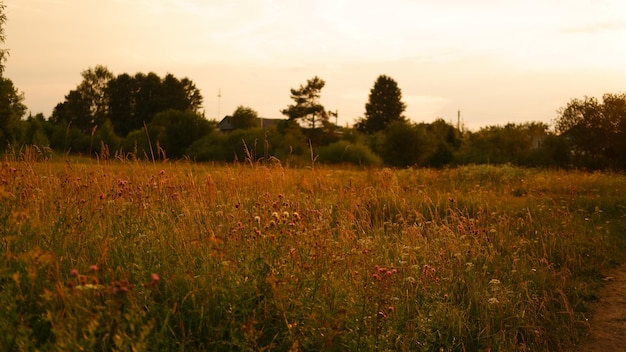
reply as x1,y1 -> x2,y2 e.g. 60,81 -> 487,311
1,159 -> 625,351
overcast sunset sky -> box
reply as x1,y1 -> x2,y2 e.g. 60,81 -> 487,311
4,0 -> 626,130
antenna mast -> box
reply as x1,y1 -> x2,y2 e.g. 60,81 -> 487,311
217,89 -> 222,118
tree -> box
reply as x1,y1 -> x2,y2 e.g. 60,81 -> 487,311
374,120 -> 433,167
0,77 -> 26,144
51,90 -> 91,130
356,75 -> 406,134
281,76 -> 328,130
555,93 -> 626,169
0,3 -> 27,146
51,65 -> 113,132
106,73 -> 136,136
148,110 -> 212,158
230,106 -> 259,130
0,1 -> 7,75
53,68 -> 205,138
79,65 -> 114,128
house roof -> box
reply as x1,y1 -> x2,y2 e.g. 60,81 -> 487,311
216,116 -> 234,131
216,116 -> 284,132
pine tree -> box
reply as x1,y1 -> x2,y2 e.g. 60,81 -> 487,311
357,75 -> 406,134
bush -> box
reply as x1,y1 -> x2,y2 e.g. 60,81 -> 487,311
317,141 -> 382,166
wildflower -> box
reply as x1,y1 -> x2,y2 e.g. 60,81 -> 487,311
89,264 -> 98,272
151,273 -> 160,284
405,276 -> 416,285
488,297 -> 499,305
283,211 -> 290,219
70,269 -> 79,277
112,280 -> 130,294
489,278 -> 501,285
254,216 -> 261,224
292,212 -> 301,221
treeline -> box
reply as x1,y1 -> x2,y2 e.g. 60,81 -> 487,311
0,64 -> 624,170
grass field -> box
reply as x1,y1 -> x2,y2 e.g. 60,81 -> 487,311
1,156 -> 625,351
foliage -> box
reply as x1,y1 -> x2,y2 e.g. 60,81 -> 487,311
0,162 -> 625,350
555,93 -> 626,170
230,106 -> 260,130
375,120 -> 458,167
0,77 -> 26,146
0,1 -> 6,75
356,75 -> 406,134
51,67 -> 204,137
456,122 -> 550,165
317,140 -> 383,166
146,110 -> 213,159
187,125 -> 309,165
51,66 -> 113,133
281,76 -> 328,130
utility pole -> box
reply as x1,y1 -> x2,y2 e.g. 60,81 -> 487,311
457,110 -> 461,131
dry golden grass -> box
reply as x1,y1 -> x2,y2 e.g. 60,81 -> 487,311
1,158 -> 625,351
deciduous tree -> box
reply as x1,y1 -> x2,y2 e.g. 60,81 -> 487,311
0,1 -> 7,75
0,2 -> 26,146
555,93 -> 626,169
231,106 -> 259,130
0,77 -> 26,144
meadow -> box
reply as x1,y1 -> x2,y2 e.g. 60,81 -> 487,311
1,154 -> 626,351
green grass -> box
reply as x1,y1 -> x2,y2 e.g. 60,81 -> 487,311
1,160 -> 625,351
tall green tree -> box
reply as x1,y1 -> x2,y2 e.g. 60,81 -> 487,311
281,76 -> 328,129
79,65 -> 114,128
51,65 -> 113,132
106,73 -> 136,136
356,75 -> 406,134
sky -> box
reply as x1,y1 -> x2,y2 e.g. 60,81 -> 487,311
4,0 -> 626,130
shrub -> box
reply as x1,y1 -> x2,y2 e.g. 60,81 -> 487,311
317,141 -> 382,166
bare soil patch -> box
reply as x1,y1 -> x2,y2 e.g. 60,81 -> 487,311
575,262 -> 626,352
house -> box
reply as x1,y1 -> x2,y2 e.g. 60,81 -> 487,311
216,116 -> 284,133
216,116 -> 235,132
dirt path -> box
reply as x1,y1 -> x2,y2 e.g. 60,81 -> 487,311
574,262 -> 626,352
